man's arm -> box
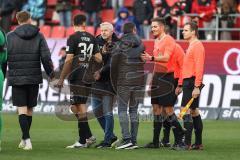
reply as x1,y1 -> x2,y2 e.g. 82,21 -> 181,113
94,52 -> 102,63
142,51 -> 170,62
39,34 -> 54,79
58,54 -> 74,83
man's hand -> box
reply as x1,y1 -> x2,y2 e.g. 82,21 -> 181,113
192,87 -> 200,98
94,52 -> 102,63
175,86 -> 183,95
54,79 -> 64,88
93,70 -> 101,80
141,52 -> 152,61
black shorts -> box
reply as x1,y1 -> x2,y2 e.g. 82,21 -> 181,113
151,72 -> 175,106
181,77 -> 199,109
70,80 -> 91,105
12,85 -> 39,108
173,78 -> 179,103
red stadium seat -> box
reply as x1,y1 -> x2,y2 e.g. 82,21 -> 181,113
124,0 -> 134,7
66,27 -> 75,37
101,9 -> 115,23
47,0 -> 57,6
51,26 -> 66,38
40,25 -> 52,38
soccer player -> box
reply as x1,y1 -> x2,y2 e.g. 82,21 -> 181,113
7,11 -> 54,150
92,22 -> 119,148
142,17 -> 184,148
0,28 -> 7,152
55,14 -> 102,148
175,21 -> 205,150
161,43 -> 184,147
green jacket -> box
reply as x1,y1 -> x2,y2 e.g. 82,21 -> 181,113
0,29 -> 7,82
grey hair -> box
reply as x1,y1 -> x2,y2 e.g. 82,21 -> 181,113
100,22 -> 114,31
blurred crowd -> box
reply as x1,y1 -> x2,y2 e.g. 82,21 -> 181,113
0,0 -> 240,40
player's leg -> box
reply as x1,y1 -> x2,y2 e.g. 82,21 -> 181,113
91,94 -> 105,131
127,90 -> 140,149
144,104 -> 163,148
66,83 -> 95,148
162,109 -> 171,147
101,95 -> 117,148
165,106 -> 185,148
116,86 -> 133,149
12,85 -> 31,150
21,84 -> 39,150
180,77 -> 198,150
26,108 -> 33,133
191,108 -> 203,150
182,109 -> 193,148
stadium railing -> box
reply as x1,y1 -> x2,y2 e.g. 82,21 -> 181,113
176,13 -> 240,41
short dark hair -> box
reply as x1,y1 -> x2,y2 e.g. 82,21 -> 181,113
122,22 -> 136,34
184,21 -> 199,37
151,17 -> 166,26
61,47 -> 66,51
73,14 -> 86,26
16,11 -> 31,24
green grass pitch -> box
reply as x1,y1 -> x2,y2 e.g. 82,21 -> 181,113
0,114 -> 239,160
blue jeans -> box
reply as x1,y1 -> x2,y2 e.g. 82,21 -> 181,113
91,94 -> 115,144
117,86 -> 140,144
58,11 -> 71,28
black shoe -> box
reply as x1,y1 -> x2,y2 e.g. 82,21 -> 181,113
115,139 -> 133,149
101,143 -> 112,148
95,141 -> 105,148
144,142 -> 160,148
110,136 -> 119,147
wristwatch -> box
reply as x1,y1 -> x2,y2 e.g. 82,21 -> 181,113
151,56 -> 154,61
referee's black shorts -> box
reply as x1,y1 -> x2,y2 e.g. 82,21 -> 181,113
151,72 -> 175,106
181,77 -> 199,109
173,78 -> 179,104
69,80 -> 91,105
12,85 -> 39,108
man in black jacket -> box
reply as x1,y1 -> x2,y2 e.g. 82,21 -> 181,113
7,11 -> 54,150
112,22 -> 146,149
133,0 -> 153,39
80,0 -> 102,29
92,22 -> 119,148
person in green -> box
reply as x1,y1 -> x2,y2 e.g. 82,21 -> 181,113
0,28 -> 7,151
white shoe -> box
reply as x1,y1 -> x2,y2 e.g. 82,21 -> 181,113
23,139 -> 32,150
86,136 -> 96,147
18,139 -> 26,149
66,141 -> 87,149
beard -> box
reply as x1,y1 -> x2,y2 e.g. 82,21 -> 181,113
102,35 -> 109,40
